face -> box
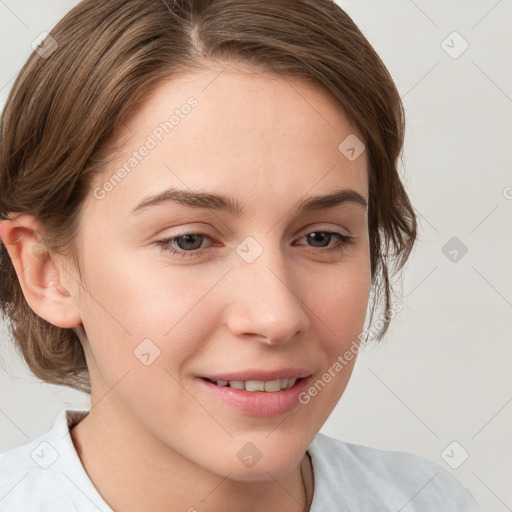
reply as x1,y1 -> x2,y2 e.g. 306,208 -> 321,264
71,65 -> 371,481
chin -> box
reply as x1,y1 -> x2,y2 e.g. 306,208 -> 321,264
224,458 -> 300,482
209,435 -> 308,482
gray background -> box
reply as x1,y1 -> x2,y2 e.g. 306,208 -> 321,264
1,1 -> 511,510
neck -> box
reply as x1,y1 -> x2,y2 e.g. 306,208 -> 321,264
70,400 -> 312,512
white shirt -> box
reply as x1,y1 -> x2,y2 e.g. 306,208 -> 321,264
0,409 -> 481,511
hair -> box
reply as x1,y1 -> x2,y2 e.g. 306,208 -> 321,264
0,0 -> 417,394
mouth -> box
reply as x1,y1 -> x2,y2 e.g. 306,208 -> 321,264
197,371 -> 312,417
201,376 -> 301,392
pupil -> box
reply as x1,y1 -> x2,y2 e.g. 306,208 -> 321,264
177,234 -> 203,250
308,232 -> 330,247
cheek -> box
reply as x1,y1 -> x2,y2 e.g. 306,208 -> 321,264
305,256 -> 371,344
84,236 -> 215,321
327,273 -> 370,333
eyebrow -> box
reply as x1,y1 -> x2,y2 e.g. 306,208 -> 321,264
130,186 -> 367,216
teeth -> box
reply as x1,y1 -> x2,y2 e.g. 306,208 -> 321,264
246,380 -> 265,392
287,378 -> 297,389
213,378 -> 299,392
264,379 -> 282,392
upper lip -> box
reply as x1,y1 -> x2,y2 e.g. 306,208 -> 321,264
200,368 -> 312,382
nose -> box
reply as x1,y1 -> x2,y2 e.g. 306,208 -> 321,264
224,242 -> 311,346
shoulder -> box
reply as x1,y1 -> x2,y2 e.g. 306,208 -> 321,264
0,416 -> 78,511
0,409 -> 111,512
307,433 -> 481,511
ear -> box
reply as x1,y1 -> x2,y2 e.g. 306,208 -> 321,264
0,214 -> 82,328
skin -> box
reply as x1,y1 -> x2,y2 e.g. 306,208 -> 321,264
0,64 -> 371,511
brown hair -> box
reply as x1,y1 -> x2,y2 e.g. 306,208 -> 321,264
0,0 -> 416,394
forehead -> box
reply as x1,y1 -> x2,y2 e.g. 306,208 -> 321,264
87,65 -> 368,218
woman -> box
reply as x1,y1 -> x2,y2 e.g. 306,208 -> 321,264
0,0 -> 480,510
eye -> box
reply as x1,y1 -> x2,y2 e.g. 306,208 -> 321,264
294,231 -> 354,251
155,232 -> 214,259
167,233 -> 207,251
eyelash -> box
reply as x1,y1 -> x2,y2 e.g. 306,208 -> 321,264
154,230 -> 354,259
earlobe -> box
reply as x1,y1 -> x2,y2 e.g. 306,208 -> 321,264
0,215 -> 82,328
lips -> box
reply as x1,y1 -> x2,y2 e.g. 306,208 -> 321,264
197,371 -> 313,417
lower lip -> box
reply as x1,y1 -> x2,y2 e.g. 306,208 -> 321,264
197,377 -> 311,417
